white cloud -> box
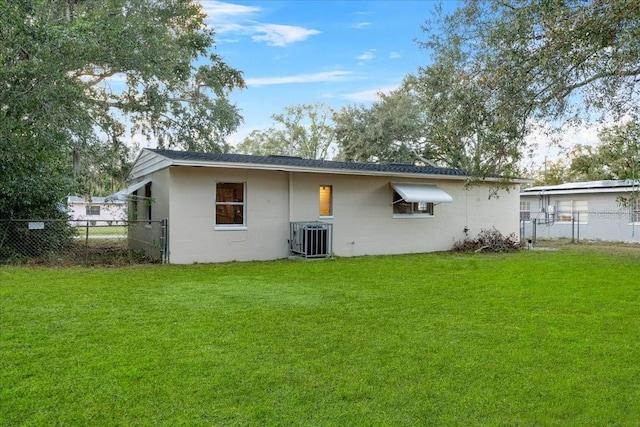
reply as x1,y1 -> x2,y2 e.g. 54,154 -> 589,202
343,86 -> 396,103
350,22 -> 372,29
246,71 -> 355,87
202,2 -> 320,47
213,22 -> 250,34
561,124 -> 602,147
389,52 -> 401,59
356,50 -> 376,61
200,1 -> 260,19
251,24 -> 321,47
227,123 -> 264,147
218,37 -> 240,43
523,120 -> 605,169
122,131 -> 157,150
200,2 -> 260,37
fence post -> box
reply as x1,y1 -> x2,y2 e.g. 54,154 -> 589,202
577,212 -> 580,242
85,221 -> 89,265
532,219 -> 537,244
520,219 -> 524,241
161,218 -> 169,264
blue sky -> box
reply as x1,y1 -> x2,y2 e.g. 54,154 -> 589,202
200,0 -> 456,145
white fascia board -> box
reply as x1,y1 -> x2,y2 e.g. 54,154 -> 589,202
130,152 -> 525,184
169,159 -> 503,182
521,187 -> 637,196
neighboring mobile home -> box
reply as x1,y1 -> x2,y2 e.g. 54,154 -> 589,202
67,196 -> 126,225
124,148 -> 524,264
520,180 -> 640,243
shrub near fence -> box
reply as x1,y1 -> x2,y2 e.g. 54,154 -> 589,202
0,219 -> 167,266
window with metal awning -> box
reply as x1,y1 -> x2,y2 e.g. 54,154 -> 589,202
391,182 -> 452,216
391,183 -> 453,203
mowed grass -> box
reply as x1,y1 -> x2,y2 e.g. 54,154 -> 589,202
1,248 -> 639,426
74,225 -> 127,237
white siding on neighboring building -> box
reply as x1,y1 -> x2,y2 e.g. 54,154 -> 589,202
520,181 -> 640,243
67,197 -> 127,225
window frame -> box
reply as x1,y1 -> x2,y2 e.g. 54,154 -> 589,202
520,201 -> 531,222
319,185 -> 333,218
556,200 -> 588,224
215,182 -> 247,230
85,205 -> 101,216
392,190 -> 434,218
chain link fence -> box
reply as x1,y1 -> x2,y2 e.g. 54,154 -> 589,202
0,219 -> 168,266
520,209 -> 640,244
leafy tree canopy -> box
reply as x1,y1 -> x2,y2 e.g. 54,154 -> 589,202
334,89 -> 426,165
236,103 -> 336,160
570,121 -> 640,181
530,157 -> 574,186
530,121 -> 640,185
352,0 -> 640,181
1,0 -> 245,218
421,0 -> 640,123
334,74 -> 524,181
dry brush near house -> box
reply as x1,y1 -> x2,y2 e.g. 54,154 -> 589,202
453,228 -> 525,253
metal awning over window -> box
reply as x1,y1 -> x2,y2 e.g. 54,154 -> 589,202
105,179 -> 152,202
391,182 -> 453,204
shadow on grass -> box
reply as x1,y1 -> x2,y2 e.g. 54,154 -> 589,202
1,240 -> 158,267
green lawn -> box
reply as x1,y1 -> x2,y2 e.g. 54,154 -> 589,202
1,248 -> 639,426
75,225 -> 127,237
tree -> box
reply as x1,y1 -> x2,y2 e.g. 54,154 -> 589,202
403,0 -> 640,181
570,121 -> 640,181
407,64 -> 524,179
421,0 -> 640,123
1,0 -> 244,259
1,0 -> 245,221
526,121 -> 640,186
334,89 -> 427,164
530,158 -> 573,186
236,103 -> 336,160
72,137 -> 134,196
334,76 -> 523,180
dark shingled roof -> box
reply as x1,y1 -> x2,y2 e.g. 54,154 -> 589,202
149,149 -> 470,177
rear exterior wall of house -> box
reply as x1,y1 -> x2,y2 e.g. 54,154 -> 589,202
150,166 -> 520,264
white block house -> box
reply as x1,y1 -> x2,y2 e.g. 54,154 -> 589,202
124,148 -> 525,264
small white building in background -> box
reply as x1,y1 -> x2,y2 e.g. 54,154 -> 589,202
122,148 -> 526,264
520,180 -> 640,243
67,196 -> 127,225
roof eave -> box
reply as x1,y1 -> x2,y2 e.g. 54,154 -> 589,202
169,159 -> 530,183
129,148 -> 527,184
521,186 -> 638,196
169,158 -> 470,180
